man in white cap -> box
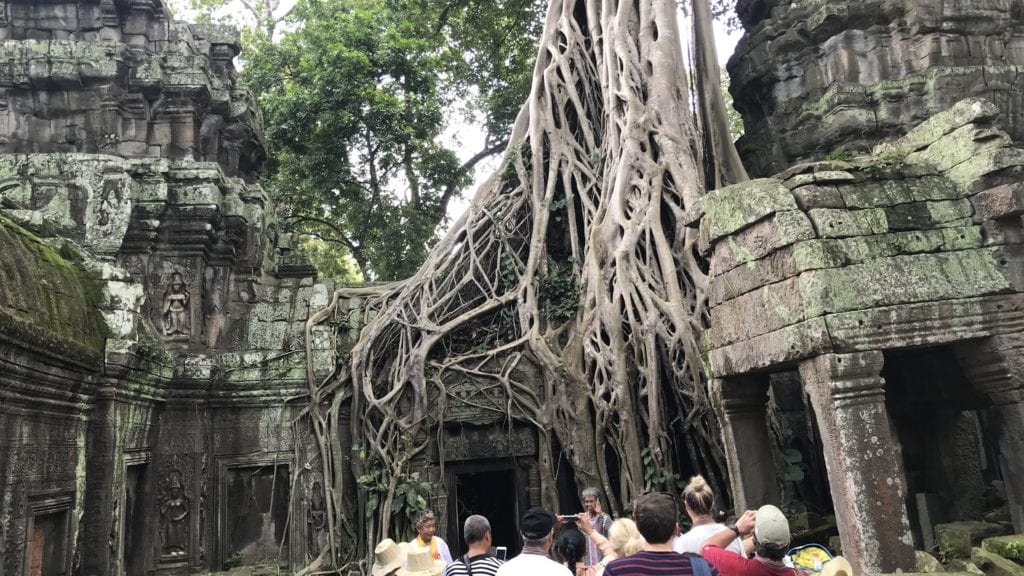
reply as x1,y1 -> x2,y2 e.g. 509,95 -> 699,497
701,505 -> 802,576
495,507 -> 572,576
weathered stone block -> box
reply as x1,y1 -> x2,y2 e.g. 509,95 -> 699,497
708,317 -> 832,377
807,208 -> 887,238
946,147 -> 1024,192
840,180 -> 915,209
709,240 -> 843,305
709,211 -> 817,271
800,249 -> 1012,318
876,98 -> 1001,157
972,183 -> 1024,221
701,178 -> 797,244
982,535 -> 1024,562
915,550 -> 945,573
971,547 -> 1024,576
937,522 -> 1008,559
791,183 -> 846,209
906,124 -> 1012,172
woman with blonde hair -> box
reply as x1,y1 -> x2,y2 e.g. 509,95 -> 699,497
576,515 -> 644,576
673,475 -> 745,555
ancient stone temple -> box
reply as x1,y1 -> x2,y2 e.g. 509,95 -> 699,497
729,0 -> 1024,177
716,0 -> 1024,571
0,1 -> 334,574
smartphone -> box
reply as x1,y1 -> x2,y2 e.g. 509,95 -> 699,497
495,546 -> 507,561
558,514 -> 578,523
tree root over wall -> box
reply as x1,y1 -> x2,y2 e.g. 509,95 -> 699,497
300,0 -> 737,571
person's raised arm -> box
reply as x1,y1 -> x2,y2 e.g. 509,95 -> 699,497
702,510 -> 756,552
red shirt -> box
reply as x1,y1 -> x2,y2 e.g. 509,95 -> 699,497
701,546 -> 803,576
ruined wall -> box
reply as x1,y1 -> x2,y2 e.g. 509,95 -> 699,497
729,0 -> 1024,177
700,98 -> 1024,574
0,2 -> 334,574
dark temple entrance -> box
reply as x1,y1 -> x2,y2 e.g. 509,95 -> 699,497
447,464 -> 522,558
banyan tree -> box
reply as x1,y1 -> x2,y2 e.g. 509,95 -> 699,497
302,0 -> 745,569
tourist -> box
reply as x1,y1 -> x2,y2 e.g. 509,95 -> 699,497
554,527 -> 589,576
577,515 -> 644,576
495,507 -> 573,576
701,506 -> 801,576
581,488 -> 613,567
602,493 -> 716,576
673,475 -> 745,555
411,510 -> 454,564
373,539 -> 410,576
401,547 -> 448,576
445,515 -> 504,576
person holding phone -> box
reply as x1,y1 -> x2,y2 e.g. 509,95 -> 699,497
581,488 -> 613,567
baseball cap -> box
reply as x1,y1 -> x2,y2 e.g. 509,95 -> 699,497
754,504 -> 791,548
520,507 -> 556,539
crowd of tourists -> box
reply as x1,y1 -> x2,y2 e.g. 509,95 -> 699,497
370,477 -> 853,576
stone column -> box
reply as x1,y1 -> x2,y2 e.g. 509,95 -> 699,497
715,374 -> 780,512
955,335 -> 1024,531
798,352 -> 915,575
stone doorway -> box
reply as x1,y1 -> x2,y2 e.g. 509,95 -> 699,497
447,464 -> 522,558
122,462 -> 149,575
220,463 -> 291,569
25,504 -> 69,576
883,346 -> 1003,549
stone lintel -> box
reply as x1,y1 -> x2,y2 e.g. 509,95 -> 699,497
710,317 -> 832,377
826,294 -> 1024,352
799,351 -> 916,575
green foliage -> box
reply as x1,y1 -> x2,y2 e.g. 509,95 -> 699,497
721,69 -> 744,142
825,146 -> 855,161
538,261 -> 580,324
300,237 -> 363,282
641,447 -> 685,493
354,442 -> 432,538
237,0 -> 540,281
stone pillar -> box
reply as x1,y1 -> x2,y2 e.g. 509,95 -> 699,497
955,335 -> 1024,531
798,352 -> 915,575
715,374 -> 780,512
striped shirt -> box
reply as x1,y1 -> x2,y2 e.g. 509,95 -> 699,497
445,554 -> 504,576
604,551 -> 719,576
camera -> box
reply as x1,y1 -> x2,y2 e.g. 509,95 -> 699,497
558,514 -> 579,522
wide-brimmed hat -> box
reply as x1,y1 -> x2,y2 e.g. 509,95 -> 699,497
397,547 -> 446,576
372,539 -> 409,576
821,556 -> 853,576
754,505 -> 791,548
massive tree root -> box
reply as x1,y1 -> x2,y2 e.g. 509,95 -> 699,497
303,0 -> 736,569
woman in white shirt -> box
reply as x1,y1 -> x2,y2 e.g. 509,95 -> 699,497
672,475 -> 747,556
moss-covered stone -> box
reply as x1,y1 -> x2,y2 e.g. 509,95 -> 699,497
936,522 -> 1008,559
972,547 -> 1024,576
982,535 -> 1024,562
0,216 -> 107,366
701,178 -> 797,242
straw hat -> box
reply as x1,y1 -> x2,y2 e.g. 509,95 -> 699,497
397,547 -> 446,576
820,556 -> 854,576
372,539 -> 409,576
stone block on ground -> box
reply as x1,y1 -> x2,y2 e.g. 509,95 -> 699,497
982,535 -> 1024,563
937,522 -> 1010,559
972,547 -> 1024,576
947,560 -> 986,576
916,550 -> 945,572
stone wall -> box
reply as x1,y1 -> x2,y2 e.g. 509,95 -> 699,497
700,99 -> 1024,574
729,0 -> 1024,177
0,1 -> 333,574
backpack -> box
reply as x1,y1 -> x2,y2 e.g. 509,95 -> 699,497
685,553 -> 712,576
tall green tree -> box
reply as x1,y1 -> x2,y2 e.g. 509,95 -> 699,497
229,0 -> 541,280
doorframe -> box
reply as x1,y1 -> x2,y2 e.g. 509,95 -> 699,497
444,460 -> 526,558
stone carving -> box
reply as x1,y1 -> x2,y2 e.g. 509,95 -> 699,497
158,470 -> 190,558
307,481 -> 327,557
95,179 -> 124,236
161,272 -> 191,338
